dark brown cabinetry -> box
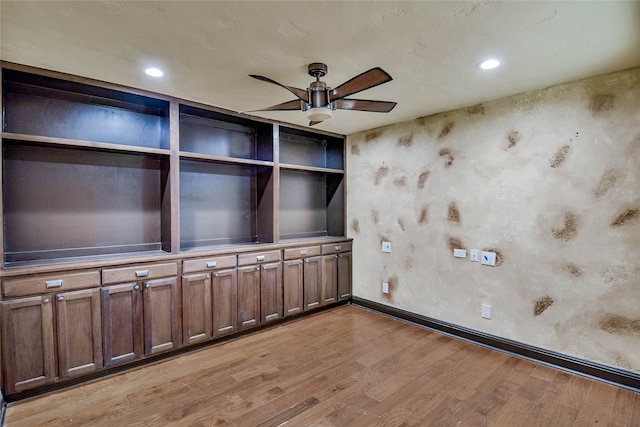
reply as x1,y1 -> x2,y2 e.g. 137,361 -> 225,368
181,255 -> 237,343
237,251 -> 282,329
0,62 -> 350,398
283,246 -> 322,316
101,263 -> 179,366
321,242 -> 352,306
1,271 -> 101,394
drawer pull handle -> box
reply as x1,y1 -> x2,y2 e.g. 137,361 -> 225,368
335,245 -> 341,251
206,261 -> 217,268
46,279 -> 63,288
256,255 -> 265,261
58,296 -> 64,301
300,250 -> 307,256
135,270 -> 149,278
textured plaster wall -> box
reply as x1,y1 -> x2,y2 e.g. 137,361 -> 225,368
347,67 -> 640,372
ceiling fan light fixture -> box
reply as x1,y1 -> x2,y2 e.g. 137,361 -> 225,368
306,107 -> 333,122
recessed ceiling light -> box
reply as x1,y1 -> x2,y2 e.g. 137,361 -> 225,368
145,67 -> 164,77
477,59 -> 500,70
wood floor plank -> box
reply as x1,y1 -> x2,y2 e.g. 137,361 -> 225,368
4,305 -> 638,427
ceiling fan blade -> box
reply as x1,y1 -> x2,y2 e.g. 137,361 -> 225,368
249,75 -> 308,102
246,99 -> 303,112
330,67 -> 392,101
309,121 -> 322,126
334,99 -> 397,113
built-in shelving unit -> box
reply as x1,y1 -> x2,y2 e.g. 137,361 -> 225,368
1,63 -> 346,267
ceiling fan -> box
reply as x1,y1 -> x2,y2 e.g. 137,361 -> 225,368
247,63 -> 397,126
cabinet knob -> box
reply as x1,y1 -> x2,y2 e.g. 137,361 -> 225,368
145,283 -> 150,288
58,296 -> 64,301
335,255 -> 339,259
338,254 -> 342,258
134,285 -> 140,290
214,273 -> 218,278
43,298 -> 50,304
304,259 -> 308,263
255,267 -> 260,271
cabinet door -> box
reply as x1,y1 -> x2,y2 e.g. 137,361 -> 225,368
143,277 -> 180,356
337,252 -> 352,301
283,260 -> 303,317
56,288 -> 102,378
182,273 -> 212,346
303,256 -> 322,311
261,261 -> 283,323
2,296 -> 55,394
237,266 -> 260,331
101,283 -> 143,367
321,255 -> 338,305
212,268 -> 238,337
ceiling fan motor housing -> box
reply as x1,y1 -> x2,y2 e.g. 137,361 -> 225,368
308,80 -> 331,110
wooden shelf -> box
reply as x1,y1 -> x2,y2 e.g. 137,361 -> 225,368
2,133 -> 172,157
179,151 -> 274,167
279,163 -> 344,174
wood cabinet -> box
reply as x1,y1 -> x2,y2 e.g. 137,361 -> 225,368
101,263 -> 179,366
212,268 -> 238,337
237,266 -> 261,331
238,250 -> 282,327
283,246 -> 322,316
181,255 -> 238,343
1,271 -> 102,394
260,262 -> 283,324
181,273 -> 212,345
56,288 -> 103,378
1,295 -> 55,394
321,242 -> 352,306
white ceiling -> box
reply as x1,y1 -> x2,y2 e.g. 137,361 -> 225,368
2,1 -> 640,136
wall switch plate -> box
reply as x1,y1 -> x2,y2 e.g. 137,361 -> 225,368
481,251 -> 496,266
453,249 -> 467,258
382,241 -> 391,253
481,304 -> 491,319
470,249 -> 479,262
382,282 -> 389,294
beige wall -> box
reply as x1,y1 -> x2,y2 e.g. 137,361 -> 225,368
347,67 -> 640,372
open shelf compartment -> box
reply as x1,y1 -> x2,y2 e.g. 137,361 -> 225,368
179,159 -> 274,251
2,69 -> 170,150
279,127 -> 344,171
2,141 -> 171,265
279,169 -> 344,240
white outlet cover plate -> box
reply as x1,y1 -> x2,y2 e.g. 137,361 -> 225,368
382,241 -> 391,253
481,304 -> 491,319
382,282 -> 389,293
453,249 -> 467,258
470,249 -> 479,262
481,251 -> 496,266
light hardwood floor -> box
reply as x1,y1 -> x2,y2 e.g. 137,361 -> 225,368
4,305 -> 639,426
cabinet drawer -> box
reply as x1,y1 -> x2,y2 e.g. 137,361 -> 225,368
283,246 -> 321,260
183,255 -> 237,273
2,270 -> 100,297
321,241 -> 352,255
102,262 -> 178,285
237,250 -> 281,266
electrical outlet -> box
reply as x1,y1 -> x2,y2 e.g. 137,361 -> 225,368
382,241 -> 391,253
481,251 -> 496,266
382,282 -> 389,294
481,304 -> 491,319
453,248 -> 467,258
